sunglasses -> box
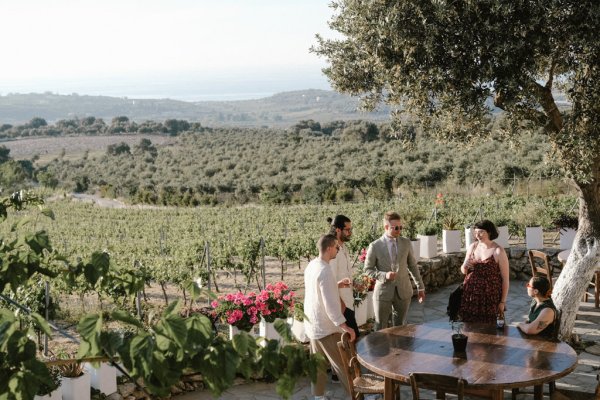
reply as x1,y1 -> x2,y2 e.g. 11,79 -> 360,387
390,226 -> 403,231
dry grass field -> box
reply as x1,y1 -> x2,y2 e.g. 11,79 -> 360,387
1,134 -> 175,164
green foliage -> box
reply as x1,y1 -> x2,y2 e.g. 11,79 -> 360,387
314,0 -> 600,185
0,310 -> 54,399
0,193 -> 322,399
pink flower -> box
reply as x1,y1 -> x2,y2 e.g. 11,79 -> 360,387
358,248 -> 367,263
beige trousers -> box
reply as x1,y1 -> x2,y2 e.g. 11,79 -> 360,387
310,332 -> 351,396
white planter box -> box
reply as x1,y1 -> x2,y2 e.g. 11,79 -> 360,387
559,228 -> 577,250
418,234 -> 437,258
287,317 -> 309,343
354,300 -> 368,326
34,387 -> 62,400
228,324 -> 240,340
526,226 -> 544,249
259,318 -> 283,346
61,373 -> 90,400
465,228 -> 475,248
442,230 -> 461,253
84,362 -> 117,395
494,226 -> 510,248
366,291 -> 375,320
229,324 -> 256,340
410,239 -> 420,260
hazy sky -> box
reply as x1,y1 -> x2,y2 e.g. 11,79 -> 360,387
0,1 -> 337,100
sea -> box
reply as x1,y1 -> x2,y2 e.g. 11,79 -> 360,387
0,67 -> 331,102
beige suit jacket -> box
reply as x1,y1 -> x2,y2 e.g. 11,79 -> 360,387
364,235 -> 424,301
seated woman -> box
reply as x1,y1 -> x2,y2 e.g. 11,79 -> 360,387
517,276 -> 557,337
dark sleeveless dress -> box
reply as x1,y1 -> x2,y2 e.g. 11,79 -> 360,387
459,254 -> 503,323
528,298 -> 557,338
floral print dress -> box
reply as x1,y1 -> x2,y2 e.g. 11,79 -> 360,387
459,254 -> 502,323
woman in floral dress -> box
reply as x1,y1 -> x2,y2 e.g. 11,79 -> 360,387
459,220 -> 510,323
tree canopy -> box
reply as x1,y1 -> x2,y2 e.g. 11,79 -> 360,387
314,0 -> 600,339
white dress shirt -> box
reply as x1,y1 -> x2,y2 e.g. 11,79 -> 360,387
385,235 -> 398,269
303,257 -> 346,340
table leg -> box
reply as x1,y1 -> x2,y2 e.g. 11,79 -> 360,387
490,388 -> 504,400
534,384 -> 543,400
384,377 -> 394,400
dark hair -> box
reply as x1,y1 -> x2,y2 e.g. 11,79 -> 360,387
317,234 -> 338,253
531,276 -> 552,297
473,219 -> 499,240
327,215 -> 351,235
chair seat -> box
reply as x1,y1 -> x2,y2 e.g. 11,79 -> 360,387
353,373 -> 385,393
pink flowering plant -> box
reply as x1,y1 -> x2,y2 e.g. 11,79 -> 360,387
211,291 -> 259,332
255,282 -> 296,323
352,248 -> 376,306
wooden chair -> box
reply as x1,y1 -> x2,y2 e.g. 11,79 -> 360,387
512,309 -> 562,399
409,372 -> 494,399
550,375 -> 599,400
337,331 -> 388,400
529,250 -> 553,289
583,270 -> 600,309
410,373 -> 466,400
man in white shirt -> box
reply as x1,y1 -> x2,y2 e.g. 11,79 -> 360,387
304,234 -> 357,399
328,214 -> 358,384
328,214 -> 359,338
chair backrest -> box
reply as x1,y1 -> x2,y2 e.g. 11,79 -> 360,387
337,332 -> 361,397
410,372 -> 466,400
551,308 -> 562,341
529,250 -> 553,290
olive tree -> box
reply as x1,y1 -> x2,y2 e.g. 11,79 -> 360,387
314,0 -> 600,339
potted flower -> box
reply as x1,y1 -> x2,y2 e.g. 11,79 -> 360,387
352,273 -> 372,326
442,213 -> 462,253
451,321 -> 468,353
57,357 -> 90,400
211,291 -> 259,339
403,210 -> 423,259
356,248 -> 376,320
553,214 -> 578,250
35,366 -> 62,400
287,302 -> 309,343
515,203 -> 545,249
256,282 -> 296,343
418,223 -> 438,259
84,361 -> 117,395
493,218 -> 511,248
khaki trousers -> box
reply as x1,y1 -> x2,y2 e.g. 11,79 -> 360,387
374,288 -> 411,330
310,332 -> 350,396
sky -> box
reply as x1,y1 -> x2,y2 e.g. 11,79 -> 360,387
0,1 -> 337,100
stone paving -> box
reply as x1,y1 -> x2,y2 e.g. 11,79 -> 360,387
180,279 -> 600,399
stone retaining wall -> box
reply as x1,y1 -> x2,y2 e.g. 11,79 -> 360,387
418,247 -> 564,292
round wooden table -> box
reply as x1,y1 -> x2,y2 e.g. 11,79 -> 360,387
356,321 -> 578,400
557,249 -> 570,264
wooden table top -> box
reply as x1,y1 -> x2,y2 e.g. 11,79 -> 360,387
356,320 -> 578,390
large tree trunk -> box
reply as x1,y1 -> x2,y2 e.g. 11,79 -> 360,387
553,177 -> 600,341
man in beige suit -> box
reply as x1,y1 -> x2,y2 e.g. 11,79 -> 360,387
365,211 -> 425,330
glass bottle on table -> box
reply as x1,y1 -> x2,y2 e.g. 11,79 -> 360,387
496,310 -> 505,329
